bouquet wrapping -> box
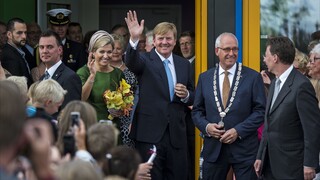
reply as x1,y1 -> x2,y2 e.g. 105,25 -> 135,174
103,79 -> 134,120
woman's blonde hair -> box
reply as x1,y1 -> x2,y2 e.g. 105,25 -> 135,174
88,30 -> 114,52
111,33 -> 126,52
294,48 -> 309,74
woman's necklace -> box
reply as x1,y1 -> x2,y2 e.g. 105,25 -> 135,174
117,61 -> 124,69
213,63 -> 242,127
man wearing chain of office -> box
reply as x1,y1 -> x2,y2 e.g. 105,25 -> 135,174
192,32 -> 266,180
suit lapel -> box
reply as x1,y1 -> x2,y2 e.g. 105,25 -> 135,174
266,79 -> 276,115
223,63 -> 240,110
52,63 -> 64,80
174,57 -> 183,83
269,69 -> 295,114
150,50 -> 170,98
216,66 -> 223,107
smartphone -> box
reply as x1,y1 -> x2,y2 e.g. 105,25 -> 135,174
63,134 -> 75,157
71,112 -> 80,127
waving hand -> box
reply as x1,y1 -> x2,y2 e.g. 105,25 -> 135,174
125,10 -> 145,43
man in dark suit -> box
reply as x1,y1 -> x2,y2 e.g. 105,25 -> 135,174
45,8 -> 86,72
254,37 -> 320,180
179,30 -> 196,180
192,32 -> 266,180
0,18 -> 34,86
125,11 -> 194,179
38,30 -> 81,112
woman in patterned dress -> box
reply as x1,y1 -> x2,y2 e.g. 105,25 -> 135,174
110,34 -> 138,147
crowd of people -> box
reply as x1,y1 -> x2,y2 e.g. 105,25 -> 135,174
0,7 -> 320,180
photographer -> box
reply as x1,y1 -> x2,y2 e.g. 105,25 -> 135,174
56,100 -> 97,157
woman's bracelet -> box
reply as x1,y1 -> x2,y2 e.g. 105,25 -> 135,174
88,79 -> 94,84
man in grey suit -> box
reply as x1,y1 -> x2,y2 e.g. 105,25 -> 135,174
254,37 -> 320,180
38,30 -> 82,113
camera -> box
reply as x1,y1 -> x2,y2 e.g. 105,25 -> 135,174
71,112 -> 80,127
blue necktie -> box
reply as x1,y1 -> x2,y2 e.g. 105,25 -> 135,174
163,59 -> 174,100
43,71 -> 50,80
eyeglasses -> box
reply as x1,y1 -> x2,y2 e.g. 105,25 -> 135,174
309,57 -> 320,63
218,47 -> 239,53
179,42 -> 193,47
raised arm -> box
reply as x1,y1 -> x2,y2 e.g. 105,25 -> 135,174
124,10 -> 145,43
80,52 -> 96,101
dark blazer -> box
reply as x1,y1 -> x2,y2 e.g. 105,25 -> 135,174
125,47 -> 194,148
40,63 -> 82,110
185,58 -> 195,180
192,63 -> 266,163
62,39 -> 87,72
21,46 -> 37,70
185,58 -> 196,138
257,68 -> 320,179
0,43 -> 33,86
190,58 -> 195,85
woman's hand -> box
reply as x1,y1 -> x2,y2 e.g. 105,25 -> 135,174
87,52 -> 96,75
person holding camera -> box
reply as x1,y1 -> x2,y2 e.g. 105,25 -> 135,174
56,100 -> 97,157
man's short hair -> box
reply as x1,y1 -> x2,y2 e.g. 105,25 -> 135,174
179,31 -> 195,41
40,30 -> 63,47
6,17 -> 25,32
266,36 -> 295,65
68,22 -> 82,31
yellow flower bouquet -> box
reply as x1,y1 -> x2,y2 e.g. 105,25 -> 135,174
103,79 -> 134,120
